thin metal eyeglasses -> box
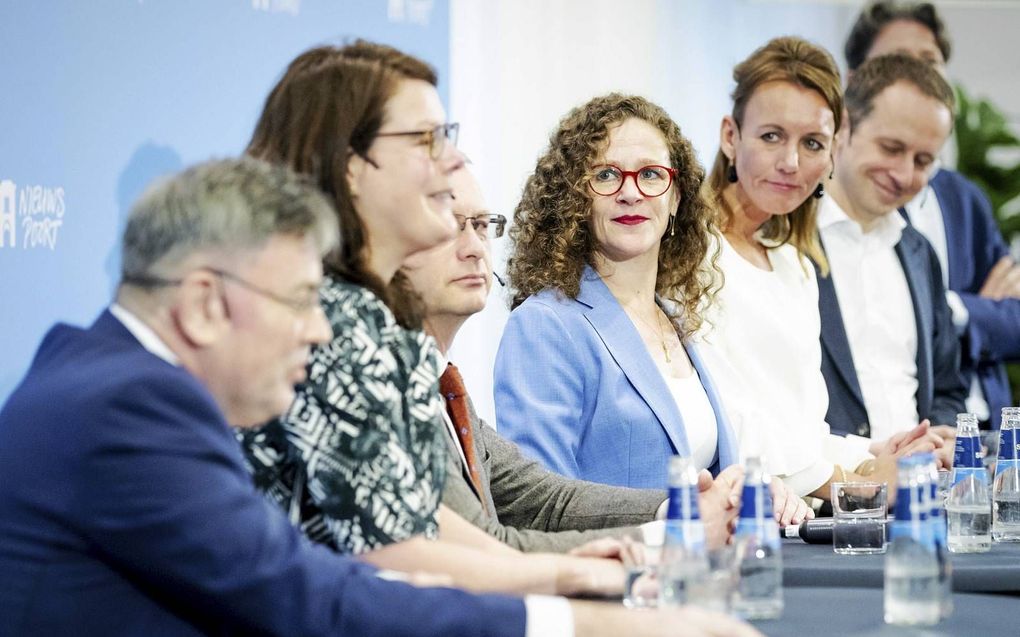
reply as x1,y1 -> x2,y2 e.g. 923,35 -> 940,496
588,164 -> 678,198
374,122 -> 460,159
122,268 -> 320,315
453,213 -> 506,239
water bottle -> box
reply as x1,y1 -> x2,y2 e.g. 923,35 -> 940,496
947,413 -> 992,553
658,456 -> 709,607
993,407 -> 1020,542
885,456 -> 940,626
920,452 -> 953,619
731,456 -> 783,620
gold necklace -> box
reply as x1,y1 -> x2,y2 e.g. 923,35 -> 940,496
630,306 -> 673,364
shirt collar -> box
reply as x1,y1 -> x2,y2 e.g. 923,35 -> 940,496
109,303 -> 180,365
817,194 -> 905,247
816,194 -> 850,232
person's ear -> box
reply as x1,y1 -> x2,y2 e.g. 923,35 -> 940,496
172,270 -> 230,348
347,149 -> 366,199
720,115 -> 740,161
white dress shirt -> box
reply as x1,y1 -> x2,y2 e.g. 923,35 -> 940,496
655,360 -> 718,471
818,196 -> 920,443
702,237 -> 857,496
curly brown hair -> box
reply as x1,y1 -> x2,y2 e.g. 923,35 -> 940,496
507,93 -> 717,337
705,36 -> 842,275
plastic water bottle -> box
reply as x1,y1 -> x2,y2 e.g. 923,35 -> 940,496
920,452 -> 952,619
658,456 -> 709,607
885,456 -> 940,626
993,407 -> 1020,542
731,456 -> 783,620
947,413 -> 992,553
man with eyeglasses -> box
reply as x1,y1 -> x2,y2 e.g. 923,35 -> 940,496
0,158 -> 526,636
0,157 -> 759,637
403,167 -> 744,553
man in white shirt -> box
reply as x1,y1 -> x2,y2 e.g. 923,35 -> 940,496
844,1 -> 1020,429
817,54 -> 966,464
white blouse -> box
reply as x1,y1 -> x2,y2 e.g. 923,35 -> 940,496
700,237 -> 870,496
655,360 -> 719,471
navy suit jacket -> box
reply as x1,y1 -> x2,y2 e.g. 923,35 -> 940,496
818,226 -> 968,438
927,169 -> 1019,428
494,266 -> 739,489
0,311 -> 525,637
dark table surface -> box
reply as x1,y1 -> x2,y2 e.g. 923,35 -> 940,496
782,537 -> 1020,593
751,587 -> 1020,636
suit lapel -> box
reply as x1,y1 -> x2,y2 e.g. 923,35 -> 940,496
814,245 -> 866,411
577,266 -> 690,457
463,396 -> 497,516
895,231 -> 933,415
441,402 -> 488,507
686,342 -> 737,471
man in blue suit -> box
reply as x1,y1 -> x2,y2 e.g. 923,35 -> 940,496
845,1 -> 1020,428
0,158 -> 756,637
817,54 -> 967,463
0,158 -> 525,637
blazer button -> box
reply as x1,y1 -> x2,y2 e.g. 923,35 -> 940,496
857,423 -> 869,436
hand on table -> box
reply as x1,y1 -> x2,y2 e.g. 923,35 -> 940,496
568,537 -> 625,561
698,465 -> 743,548
870,420 -> 945,459
770,476 -> 813,527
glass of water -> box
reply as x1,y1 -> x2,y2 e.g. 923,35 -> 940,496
688,546 -> 737,613
621,524 -> 663,609
831,482 -> 888,555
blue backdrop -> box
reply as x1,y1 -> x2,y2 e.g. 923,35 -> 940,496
0,0 -> 450,402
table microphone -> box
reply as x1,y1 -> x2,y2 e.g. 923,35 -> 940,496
783,517 -> 835,544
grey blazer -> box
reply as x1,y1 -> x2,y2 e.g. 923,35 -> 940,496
441,393 -> 665,553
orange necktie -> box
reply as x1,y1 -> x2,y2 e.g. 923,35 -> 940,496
440,363 -> 486,498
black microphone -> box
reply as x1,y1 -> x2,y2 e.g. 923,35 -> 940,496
783,517 -> 835,544
493,272 -> 506,287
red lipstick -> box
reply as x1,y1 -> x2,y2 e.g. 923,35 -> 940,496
613,215 -> 648,225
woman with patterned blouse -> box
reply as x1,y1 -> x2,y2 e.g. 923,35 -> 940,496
239,41 -> 625,597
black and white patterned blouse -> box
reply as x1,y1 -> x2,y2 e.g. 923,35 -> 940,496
240,275 -> 446,555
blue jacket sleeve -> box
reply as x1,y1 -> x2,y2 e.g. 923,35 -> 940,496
494,299 -> 587,479
74,372 -> 525,637
925,244 -> 968,426
950,176 -> 1020,362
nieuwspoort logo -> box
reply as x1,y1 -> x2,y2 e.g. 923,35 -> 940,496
0,179 -> 65,250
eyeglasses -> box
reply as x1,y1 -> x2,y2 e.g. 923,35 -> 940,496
588,164 -> 678,198
122,268 -> 321,316
374,122 -> 460,159
454,213 -> 506,239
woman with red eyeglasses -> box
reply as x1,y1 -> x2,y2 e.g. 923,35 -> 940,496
494,94 -> 811,538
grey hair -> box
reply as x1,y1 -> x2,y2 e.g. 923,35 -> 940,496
120,157 -> 338,280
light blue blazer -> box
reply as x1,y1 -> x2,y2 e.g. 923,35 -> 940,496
494,266 -> 739,490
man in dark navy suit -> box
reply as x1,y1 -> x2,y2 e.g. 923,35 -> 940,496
845,1 -> 1020,429
816,54 -> 966,465
0,158 -> 756,637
